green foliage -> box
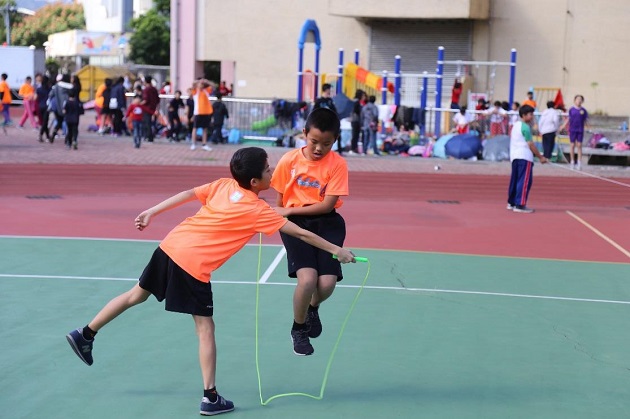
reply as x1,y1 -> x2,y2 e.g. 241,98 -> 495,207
154,0 -> 170,15
128,8 -> 170,65
11,2 -> 85,48
0,0 -> 22,44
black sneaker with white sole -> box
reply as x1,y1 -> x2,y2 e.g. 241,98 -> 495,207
66,328 -> 94,366
306,308 -> 322,338
200,394 -> 234,416
291,328 -> 314,356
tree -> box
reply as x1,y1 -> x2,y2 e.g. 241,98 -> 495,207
11,2 -> 84,48
128,7 -> 169,65
0,0 -> 22,45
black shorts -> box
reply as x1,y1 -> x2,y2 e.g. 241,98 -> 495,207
280,211 -> 346,281
139,247 -> 214,316
194,115 -> 211,129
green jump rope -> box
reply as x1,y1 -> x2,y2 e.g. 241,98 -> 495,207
254,235 -> 370,405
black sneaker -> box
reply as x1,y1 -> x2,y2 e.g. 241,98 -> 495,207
200,394 -> 234,416
291,328 -> 314,356
306,309 -> 322,338
66,328 -> 94,366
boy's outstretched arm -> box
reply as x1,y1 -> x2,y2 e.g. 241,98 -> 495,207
135,189 -> 197,231
279,221 -> 355,263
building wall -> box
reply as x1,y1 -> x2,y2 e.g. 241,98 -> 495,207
188,0 -> 629,115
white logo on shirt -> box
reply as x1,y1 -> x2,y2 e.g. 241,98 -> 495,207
290,168 -> 296,178
230,191 -> 244,202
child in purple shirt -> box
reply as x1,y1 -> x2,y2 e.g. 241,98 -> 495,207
560,95 -> 588,170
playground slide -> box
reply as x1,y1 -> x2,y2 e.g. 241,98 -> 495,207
343,63 -> 395,99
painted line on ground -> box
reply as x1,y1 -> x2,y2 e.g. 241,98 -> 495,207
0,235 -> 284,247
550,162 -> 630,188
566,211 -> 630,260
258,247 -> 286,283
2,273 -> 630,306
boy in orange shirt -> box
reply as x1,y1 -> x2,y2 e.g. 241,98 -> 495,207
0,73 -> 12,126
65,147 -> 355,416
18,76 -> 38,129
270,108 -> 349,356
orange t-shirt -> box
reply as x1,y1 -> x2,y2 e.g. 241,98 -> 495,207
522,99 -> 537,109
94,84 -> 106,108
270,148 -> 349,209
19,83 -> 35,100
193,88 -> 214,115
159,178 -> 287,283
0,81 -> 11,104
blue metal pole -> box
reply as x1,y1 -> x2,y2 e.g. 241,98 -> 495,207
420,71 -> 428,137
509,48 -> 517,108
435,46 -> 444,138
381,71 -> 388,105
354,49 -> 359,65
297,47 -> 304,102
314,47 -> 320,100
337,48 -> 344,95
394,55 -> 401,107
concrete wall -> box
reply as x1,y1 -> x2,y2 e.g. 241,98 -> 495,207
328,0 -> 489,19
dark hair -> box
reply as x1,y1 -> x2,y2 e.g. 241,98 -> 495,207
368,95 -> 376,103
305,107 -> 341,138
41,75 -> 50,88
145,75 -> 153,84
519,104 -> 535,117
527,91 -> 533,96
546,101 -> 555,109
105,78 -> 113,88
574,94 -> 584,101
322,83 -> 332,91
175,90 -> 181,95
215,92 -> 222,100
1,73 -> 7,80
513,101 -> 520,108
460,106 -> 467,114
26,76 -> 32,82
229,147 -> 268,189
68,90 -> 77,99
493,100 -> 501,107
354,89 -> 364,100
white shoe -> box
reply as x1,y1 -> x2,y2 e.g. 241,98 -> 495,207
576,162 -> 582,171
190,143 -> 196,150
202,145 -> 212,151
506,203 -> 514,210
513,206 -> 535,213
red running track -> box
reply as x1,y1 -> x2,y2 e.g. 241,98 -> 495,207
1,164 -> 629,263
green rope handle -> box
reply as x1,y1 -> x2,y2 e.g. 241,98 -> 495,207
255,234 -> 371,405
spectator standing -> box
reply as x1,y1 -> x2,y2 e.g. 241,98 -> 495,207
218,81 -> 232,96
538,101 -> 561,159
185,86 -> 195,140
450,79 -> 462,109
522,91 -> 537,110
313,83 -> 340,154
167,90 -> 185,142
487,100 -> 507,136
507,105 -> 548,213
141,75 -> 160,142
453,106 -> 469,134
18,76 -> 38,129
35,75 -> 52,142
559,94 -> 589,170
360,95 -> 380,156
209,92 -> 229,144
99,78 -> 113,135
0,73 -> 12,126
349,90 -> 365,154
49,74 -> 73,142
110,77 -> 127,136
191,79 -> 213,151
63,90 -> 84,150
126,95 -> 152,148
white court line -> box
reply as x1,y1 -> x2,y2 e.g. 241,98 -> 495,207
550,162 -> 630,188
2,273 -> 630,306
566,211 -> 630,260
258,247 -> 286,283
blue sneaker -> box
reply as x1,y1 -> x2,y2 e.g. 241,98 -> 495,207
66,328 -> 94,366
200,394 -> 234,416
